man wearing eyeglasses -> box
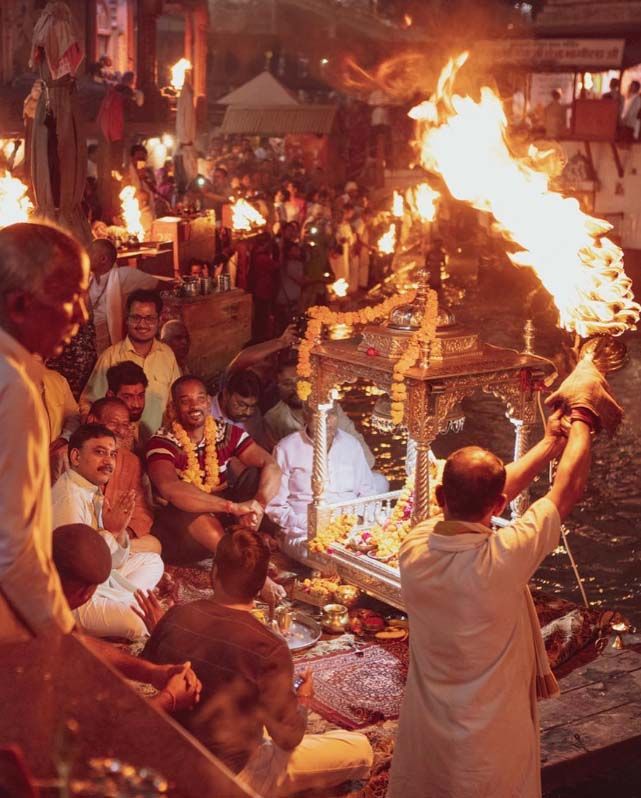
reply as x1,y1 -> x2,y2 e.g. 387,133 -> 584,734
80,289 -> 181,442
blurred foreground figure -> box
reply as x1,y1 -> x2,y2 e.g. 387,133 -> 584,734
0,222 -> 89,641
389,360 -> 623,798
143,529 -> 373,795
52,523 -> 200,714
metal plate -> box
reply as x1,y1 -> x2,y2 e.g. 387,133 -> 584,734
284,612 -> 322,653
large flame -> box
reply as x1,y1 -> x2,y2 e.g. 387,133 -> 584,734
0,171 -> 33,227
232,198 -> 266,232
170,58 -> 192,92
378,223 -> 397,254
410,53 -> 640,337
119,185 -> 145,241
407,182 -> 440,223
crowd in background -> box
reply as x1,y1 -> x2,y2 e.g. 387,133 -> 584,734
82,129 -> 396,353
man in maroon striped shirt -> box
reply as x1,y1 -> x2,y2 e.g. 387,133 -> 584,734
146,376 -> 283,602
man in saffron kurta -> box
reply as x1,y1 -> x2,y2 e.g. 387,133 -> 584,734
389,360 -> 623,798
88,397 -> 157,551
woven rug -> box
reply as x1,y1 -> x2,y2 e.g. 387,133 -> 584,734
125,565 -> 625,798
294,640 -> 409,730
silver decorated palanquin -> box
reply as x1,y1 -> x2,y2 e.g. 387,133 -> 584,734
305,280 -> 554,609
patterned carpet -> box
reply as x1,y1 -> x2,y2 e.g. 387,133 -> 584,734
135,563 -> 623,798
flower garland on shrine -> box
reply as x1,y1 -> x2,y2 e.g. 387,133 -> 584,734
368,476 -> 415,559
172,415 -> 221,493
296,292 -> 416,402
309,514 -> 357,553
310,476 -> 416,559
390,288 -> 439,425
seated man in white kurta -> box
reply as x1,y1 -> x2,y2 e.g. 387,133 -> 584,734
388,359 -> 623,798
267,403 -> 376,563
52,423 -> 164,640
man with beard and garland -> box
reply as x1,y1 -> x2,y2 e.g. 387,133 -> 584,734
146,376 -> 285,606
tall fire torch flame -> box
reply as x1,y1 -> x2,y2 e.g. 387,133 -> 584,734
170,58 -> 192,92
119,185 -> 145,241
0,171 -> 33,227
377,223 -> 397,254
410,53 -> 640,338
232,198 -> 266,232
407,182 -> 440,223
392,190 -> 405,218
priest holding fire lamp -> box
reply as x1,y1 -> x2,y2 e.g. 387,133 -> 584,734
389,358 -> 623,798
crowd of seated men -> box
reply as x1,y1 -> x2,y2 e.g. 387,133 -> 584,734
42,286 -> 381,793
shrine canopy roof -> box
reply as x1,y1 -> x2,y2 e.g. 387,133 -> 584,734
219,105 -> 338,136
217,71 -> 299,106
474,37 -> 627,73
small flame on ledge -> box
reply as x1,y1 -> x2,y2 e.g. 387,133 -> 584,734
170,58 -> 192,92
377,223 -> 397,255
119,185 -> 145,241
232,198 -> 266,232
0,171 -> 33,227
331,278 -> 349,297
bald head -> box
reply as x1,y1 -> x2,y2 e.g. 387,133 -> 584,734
0,222 -> 86,301
0,222 -> 89,358
161,319 -> 191,366
52,524 -> 112,608
87,238 -> 117,276
440,446 -> 506,521
161,319 -> 188,340
89,396 -> 129,418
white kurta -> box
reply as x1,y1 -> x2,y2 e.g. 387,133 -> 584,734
388,498 -> 561,798
52,469 -> 164,639
267,429 -> 376,561
0,329 -> 74,641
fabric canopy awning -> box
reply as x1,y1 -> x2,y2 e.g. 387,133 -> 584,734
218,72 -> 298,106
220,105 -> 337,136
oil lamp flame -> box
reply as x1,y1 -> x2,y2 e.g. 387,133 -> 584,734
410,53 -> 640,337
331,278 -> 349,297
119,185 -> 145,241
170,58 -> 192,92
231,198 -> 266,232
392,190 -> 404,218
377,223 -> 397,254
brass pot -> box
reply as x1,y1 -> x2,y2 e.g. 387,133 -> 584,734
321,603 -> 349,634
333,585 -> 361,608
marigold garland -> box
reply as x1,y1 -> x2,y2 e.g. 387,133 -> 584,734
390,288 -> 439,424
172,415 -> 220,493
309,514 -> 357,553
296,292 -> 416,400
296,287 -> 439,428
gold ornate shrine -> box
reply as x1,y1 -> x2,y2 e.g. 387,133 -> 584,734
305,274 -> 554,609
